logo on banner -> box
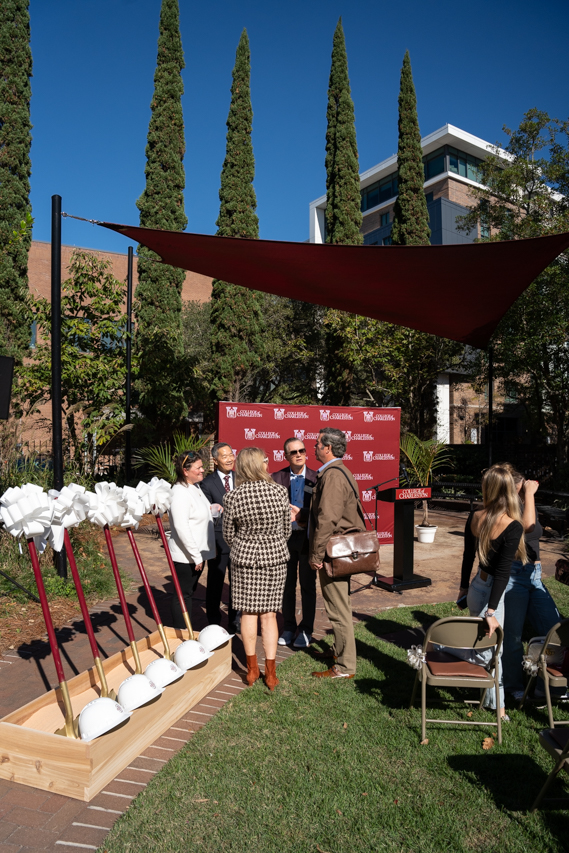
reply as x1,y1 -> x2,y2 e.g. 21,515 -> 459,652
273,450 -> 285,461
363,451 -> 396,462
362,490 -> 375,502
275,409 -> 309,419
274,408 -> 285,420
342,453 -> 353,461
354,473 -> 373,480
320,409 -> 330,420
346,432 -> 374,441
226,406 -> 238,418
363,411 -> 396,422
239,409 -> 262,417
294,430 -> 305,440
244,428 -> 281,440
320,409 -> 353,421
377,531 -> 391,539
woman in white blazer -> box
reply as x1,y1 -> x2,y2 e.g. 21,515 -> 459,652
169,451 -> 216,628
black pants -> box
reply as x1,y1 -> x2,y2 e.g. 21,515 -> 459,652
282,529 -> 316,634
206,549 -> 240,626
170,560 -> 201,630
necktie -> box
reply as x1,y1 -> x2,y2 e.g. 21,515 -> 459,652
224,475 -> 231,494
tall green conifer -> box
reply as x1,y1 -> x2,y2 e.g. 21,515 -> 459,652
323,19 -> 362,404
135,0 -> 187,429
209,29 -> 265,402
391,51 -> 431,246
0,0 -> 32,363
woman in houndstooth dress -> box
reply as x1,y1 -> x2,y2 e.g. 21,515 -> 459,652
223,447 -> 291,690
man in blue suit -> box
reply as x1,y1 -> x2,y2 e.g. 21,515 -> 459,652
272,437 -> 318,648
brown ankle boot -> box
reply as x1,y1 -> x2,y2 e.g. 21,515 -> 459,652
264,659 -> 279,691
246,655 -> 260,686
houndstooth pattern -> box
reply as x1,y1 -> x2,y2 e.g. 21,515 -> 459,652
222,480 -> 291,613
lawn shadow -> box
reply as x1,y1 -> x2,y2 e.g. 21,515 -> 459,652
447,752 -> 569,843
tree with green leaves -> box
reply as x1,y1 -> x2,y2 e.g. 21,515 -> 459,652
18,251 -> 131,466
458,109 -> 569,467
391,51 -> 430,246
209,29 -> 266,402
0,1 -> 33,364
322,18 -> 363,405
135,0 -> 187,430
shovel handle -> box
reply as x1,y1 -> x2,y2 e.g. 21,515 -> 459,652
126,528 -> 161,625
63,530 -> 100,660
27,539 -> 66,684
155,512 -> 194,640
104,525 -> 136,644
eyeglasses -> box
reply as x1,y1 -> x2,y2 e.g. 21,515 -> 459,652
288,448 -> 306,455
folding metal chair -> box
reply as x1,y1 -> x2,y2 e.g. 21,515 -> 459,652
519,618 -> 569,729
531,727 -> 569,812
409,616 -> 503,744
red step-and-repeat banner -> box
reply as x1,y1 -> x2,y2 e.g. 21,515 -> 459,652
218,402 -> 401,544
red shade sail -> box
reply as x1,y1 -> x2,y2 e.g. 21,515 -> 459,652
100,222 -> 569,349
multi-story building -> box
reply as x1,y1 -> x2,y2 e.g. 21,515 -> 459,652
308,124 -> 524,446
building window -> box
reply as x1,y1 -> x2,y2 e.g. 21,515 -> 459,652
380,212 -> 390,227
382,235 -> 392,246
423,147 -> 445,181
504,382 -> 518,404
361,171 -> 399,212
448,146 -> 482,182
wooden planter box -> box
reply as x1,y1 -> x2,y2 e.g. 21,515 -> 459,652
0,628 -> 232,801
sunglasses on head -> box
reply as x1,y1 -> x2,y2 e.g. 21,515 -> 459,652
182,451 -> 200,468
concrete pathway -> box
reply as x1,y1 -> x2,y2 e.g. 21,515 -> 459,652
0,508 -> 564,851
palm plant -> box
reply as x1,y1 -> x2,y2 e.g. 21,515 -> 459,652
133,431 -> 214,484
400,432 -> 451,526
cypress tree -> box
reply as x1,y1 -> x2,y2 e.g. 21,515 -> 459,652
135,0 -> 187,429
324,19 -> 363,247
323,19 -> 362,404
0,0 -> 33,364
209,29 -> 265,402
391,51 -> 431,246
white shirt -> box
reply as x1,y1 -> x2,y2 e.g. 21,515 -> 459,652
168,482 -> 216,565
217,470 -> 234,491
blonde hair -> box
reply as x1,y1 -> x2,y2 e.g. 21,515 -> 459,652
235,447 -> 274,487
478,464 -> 527,566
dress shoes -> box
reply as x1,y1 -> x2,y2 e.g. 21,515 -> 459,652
312,665 -> 354,679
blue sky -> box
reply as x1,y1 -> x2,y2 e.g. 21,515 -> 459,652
28,0 -> 569,255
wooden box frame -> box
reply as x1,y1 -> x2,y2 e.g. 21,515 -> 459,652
0,628 -> 232,801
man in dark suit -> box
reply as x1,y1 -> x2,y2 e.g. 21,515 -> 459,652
201,442 -> 241,633
272,436 -> 318,648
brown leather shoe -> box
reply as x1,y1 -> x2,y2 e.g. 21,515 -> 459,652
312,665 -> 354,679
246,654 -> 260,686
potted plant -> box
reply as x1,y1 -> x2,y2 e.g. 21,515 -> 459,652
399,432 -> 451,543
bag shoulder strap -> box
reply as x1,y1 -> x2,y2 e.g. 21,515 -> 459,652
322,464 -> 368,530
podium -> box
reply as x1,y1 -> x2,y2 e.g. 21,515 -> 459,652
372,487 -> 432,593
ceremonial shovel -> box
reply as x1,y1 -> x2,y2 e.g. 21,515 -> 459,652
103,524 -> 143,675
63,529 -> 115,700
26,538 -> 78,738
154,512 -> 195,640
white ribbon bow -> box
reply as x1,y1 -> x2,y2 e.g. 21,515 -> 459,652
0,483 -> 53,551
47,484 -> 90,551
407,645 -> 426,670
136,477 -> 172,516
85,482 -> 126,528
121,485 -> 146,529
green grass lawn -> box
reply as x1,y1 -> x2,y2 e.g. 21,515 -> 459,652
100,580 -> 569,853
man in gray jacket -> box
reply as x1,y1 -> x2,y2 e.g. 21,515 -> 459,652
309,428 -> 361,679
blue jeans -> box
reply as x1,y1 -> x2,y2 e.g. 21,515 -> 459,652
464,570 -> 505,710
503,561 -> 560,694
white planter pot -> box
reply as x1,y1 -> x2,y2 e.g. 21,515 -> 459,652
416,525 -> 437,544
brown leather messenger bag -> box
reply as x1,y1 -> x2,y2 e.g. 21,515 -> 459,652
323,466 -> 380,579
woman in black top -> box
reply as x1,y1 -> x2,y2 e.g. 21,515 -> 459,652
501,467 -> 560,700
458,464 -> 525,718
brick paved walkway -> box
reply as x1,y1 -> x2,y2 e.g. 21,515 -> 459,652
0,509 -> 564,851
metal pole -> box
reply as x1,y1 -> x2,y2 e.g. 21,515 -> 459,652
51,195 -> 67,578
125,247 -> 133,482
488,345 -> 493,469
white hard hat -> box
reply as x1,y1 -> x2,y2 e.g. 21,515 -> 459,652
79,697 -> 131,742
174,640 -> 213,671
198,624 -> 234,652
144,657 -> 184,688
117,673 -> 164,712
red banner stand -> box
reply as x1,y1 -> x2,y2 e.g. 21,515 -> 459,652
371,487 -> 433,593
218,402 -> 400,544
